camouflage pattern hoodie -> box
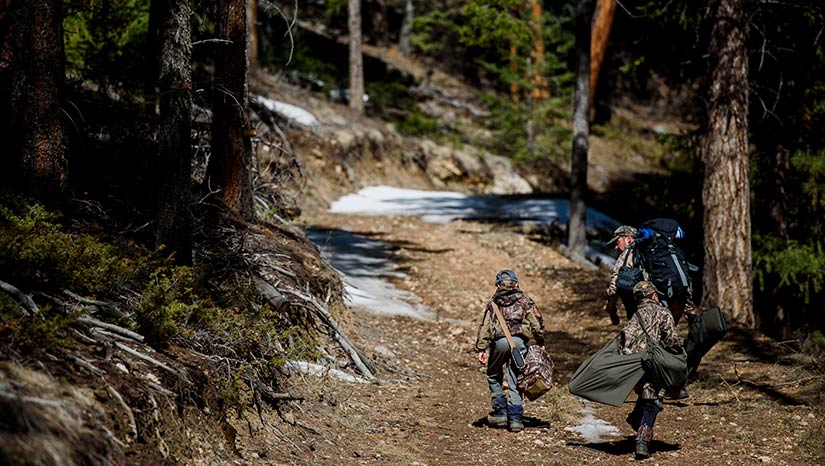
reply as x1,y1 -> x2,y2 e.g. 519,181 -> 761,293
475,286 -> 545,352
620,297 -> 680,398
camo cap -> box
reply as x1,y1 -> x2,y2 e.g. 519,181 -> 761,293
606,225 -> 638,246
633,280 -> 659,299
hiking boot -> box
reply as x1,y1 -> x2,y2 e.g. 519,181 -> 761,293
486,409 -> 507,427
487,396 -> 507,427
609,309 -> 620,325
635,439 -> 650,460
635,425 -> 653,460
507,405 -> 524,433
665,387 -> 689,400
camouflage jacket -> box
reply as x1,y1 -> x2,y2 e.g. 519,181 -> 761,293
620,297 -> 680,398
475,288 -> 545,352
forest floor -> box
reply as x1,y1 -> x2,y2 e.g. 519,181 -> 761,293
235,209 -> 825,465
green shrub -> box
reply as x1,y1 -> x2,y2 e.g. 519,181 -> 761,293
0,199 -> 133,296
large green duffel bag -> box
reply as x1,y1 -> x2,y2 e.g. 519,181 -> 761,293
642,342 -> 688,391
685,306 -> 728,372
568,336 -> 645,407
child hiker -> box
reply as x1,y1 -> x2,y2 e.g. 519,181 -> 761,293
475,270 -> 545,432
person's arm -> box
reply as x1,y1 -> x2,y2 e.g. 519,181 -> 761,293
476,304 -> 493,363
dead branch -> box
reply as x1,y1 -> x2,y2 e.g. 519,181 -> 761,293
146,381 -> 176,398
68,354 -> 106,376
77,316 -> 145,342
63,290 -> 126,318
719,371 -> 742,406
106,384 -> 138,439
281,286 -> 375,380
771,375 -> 825,388
0,279 -> 39,316
113,342 -> 188,382
254,278 -> 290,312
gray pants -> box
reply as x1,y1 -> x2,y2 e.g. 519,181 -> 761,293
486,336 -> 526,407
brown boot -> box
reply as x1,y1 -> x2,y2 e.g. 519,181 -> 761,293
635,425 -> 653,460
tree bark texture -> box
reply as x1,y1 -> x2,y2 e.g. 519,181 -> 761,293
398,0 -> 414,58
348,0 -> 364,113
569,0 -> 595,257
528,0 -> 549,100
247,0 -> 258,70
589,0 -> 615,105
155,0 -> 193,264
207,0 -> 255,219
14,0 -> 67,198
702,0 -> 754,327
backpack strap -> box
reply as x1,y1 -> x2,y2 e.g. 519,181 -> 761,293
491,300 -> 518,351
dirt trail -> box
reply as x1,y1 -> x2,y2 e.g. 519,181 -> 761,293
266,211 -> 824,465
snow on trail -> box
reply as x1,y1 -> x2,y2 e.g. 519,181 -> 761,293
306,228 -> 434,320
330,185 -> 621,266
565,404 -> 621,443
309,185 -> 624,320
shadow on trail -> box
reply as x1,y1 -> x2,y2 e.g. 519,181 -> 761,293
568,436 -> 680,456
471,415 -> 553,430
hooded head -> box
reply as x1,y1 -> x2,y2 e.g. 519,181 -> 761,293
495,269 -> 519,290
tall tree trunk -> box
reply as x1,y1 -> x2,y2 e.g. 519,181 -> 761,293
702,0 -> 753,327
509,41 -> 519,104
247,0 -> 258,70
398,0 -> 414,58
369,0 -> 388,47
589,0 -> 615,106
528,0 -> 549,100
348,0 -> 364,113
207,0 -> 255,219
14,0 -> 67,199
145,0 -> 163,114
155,0 -> 193,264
568,0 -> 595,258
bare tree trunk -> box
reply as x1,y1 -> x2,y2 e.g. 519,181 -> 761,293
145,0 -> 163,114
207,0 -> 255,219
348,0 -> 364,113
247,0 -> 258,70
568,0 -> 595,258
589,0 -> 615,106
398,0 -> 414,58
528,0 -> 549,100
155,0 -> 193,264
369,0 -> 388,47
509,41 -> 519,104
702,0 -> 753,327
15,0 -> 67,198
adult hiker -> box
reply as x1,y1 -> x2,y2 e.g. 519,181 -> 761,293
621,281 -> 681,460
475,269 -> 545,433
603,225 -> 642,325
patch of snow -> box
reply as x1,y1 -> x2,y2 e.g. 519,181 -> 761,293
565,405 -> 621,443
306,228 -> 434,320
285,360 -> 369,384
329,185 -> 622,266
329,185 -> 620,231
253,95 -> 319,131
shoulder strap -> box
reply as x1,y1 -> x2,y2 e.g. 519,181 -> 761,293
491,300 -> 517,351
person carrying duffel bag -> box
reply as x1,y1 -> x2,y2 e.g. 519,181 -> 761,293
475,269 -> 546,433
571,280 -> 684,460
619,280 -> 685,460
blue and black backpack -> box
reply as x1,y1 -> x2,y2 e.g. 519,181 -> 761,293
633,218 -> 692,303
